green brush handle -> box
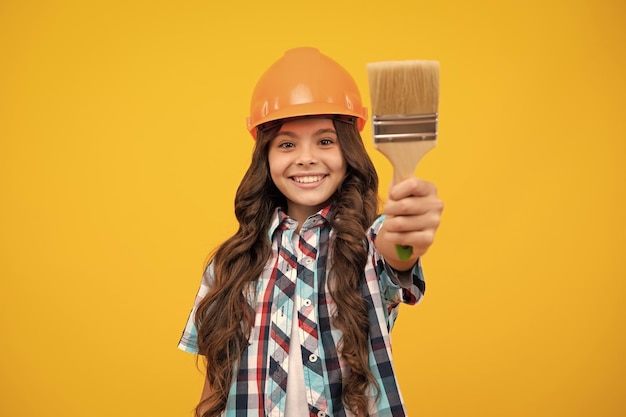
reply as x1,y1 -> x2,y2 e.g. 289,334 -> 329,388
395,244 -> 413,261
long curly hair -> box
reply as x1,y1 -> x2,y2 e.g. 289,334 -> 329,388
194,118 -> 380,416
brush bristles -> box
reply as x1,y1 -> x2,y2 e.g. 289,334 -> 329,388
367,60 -> 440,116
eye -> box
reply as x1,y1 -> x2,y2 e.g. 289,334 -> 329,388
277,141 -> 294,149
319,137 -> 336,146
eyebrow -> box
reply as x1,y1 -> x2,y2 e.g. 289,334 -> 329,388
276,128 -> 338,138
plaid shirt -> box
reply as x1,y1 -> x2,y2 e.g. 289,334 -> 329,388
178,206 -> 425,417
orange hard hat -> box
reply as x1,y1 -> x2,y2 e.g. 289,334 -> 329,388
246,47 -> 368,139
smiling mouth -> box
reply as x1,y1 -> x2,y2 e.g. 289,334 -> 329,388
292,175 -> 325,184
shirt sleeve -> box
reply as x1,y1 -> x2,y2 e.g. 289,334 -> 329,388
369,215 -> 426,308
177,263 -> 215,354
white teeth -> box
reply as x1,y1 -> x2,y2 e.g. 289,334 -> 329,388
293,175 -> 323,184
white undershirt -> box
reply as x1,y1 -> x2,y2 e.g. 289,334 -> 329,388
284,298 -> 309,416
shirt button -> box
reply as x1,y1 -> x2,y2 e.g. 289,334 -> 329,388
317,411 -> 326,417
305,258 -> 313,265
309,354 -> 318,363
303,299 -> 312,307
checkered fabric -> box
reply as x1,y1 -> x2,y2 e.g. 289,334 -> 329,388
178,206 -> 426,416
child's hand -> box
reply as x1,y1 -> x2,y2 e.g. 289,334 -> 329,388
377,177 -> 443,270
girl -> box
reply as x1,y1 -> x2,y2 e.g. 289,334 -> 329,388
179,47 -> 443,417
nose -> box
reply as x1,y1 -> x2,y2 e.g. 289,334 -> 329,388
296,144 -> 317,166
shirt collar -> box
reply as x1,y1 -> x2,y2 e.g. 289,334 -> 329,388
268,204 -> 333,239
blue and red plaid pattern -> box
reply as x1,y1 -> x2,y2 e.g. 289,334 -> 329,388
178,206 -> 426,416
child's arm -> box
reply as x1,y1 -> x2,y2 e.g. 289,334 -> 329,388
376,177 -> 443,272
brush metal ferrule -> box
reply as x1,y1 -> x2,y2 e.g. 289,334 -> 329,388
372,113 -> 438,143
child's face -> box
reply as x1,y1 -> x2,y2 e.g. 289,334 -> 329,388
268,117 -> 346,223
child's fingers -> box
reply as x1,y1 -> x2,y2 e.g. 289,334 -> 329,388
388,177 -> 438,201
383,229 -> 437,254
382,177 -> 443,257
384,194 -> 444,217
382,211 -> 442,234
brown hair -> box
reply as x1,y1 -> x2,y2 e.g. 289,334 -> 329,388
194,119 -> 380,416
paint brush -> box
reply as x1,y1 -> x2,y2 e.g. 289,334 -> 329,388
367,60 -> 440,260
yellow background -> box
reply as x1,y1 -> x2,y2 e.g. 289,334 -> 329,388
1,0 -> 624,416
